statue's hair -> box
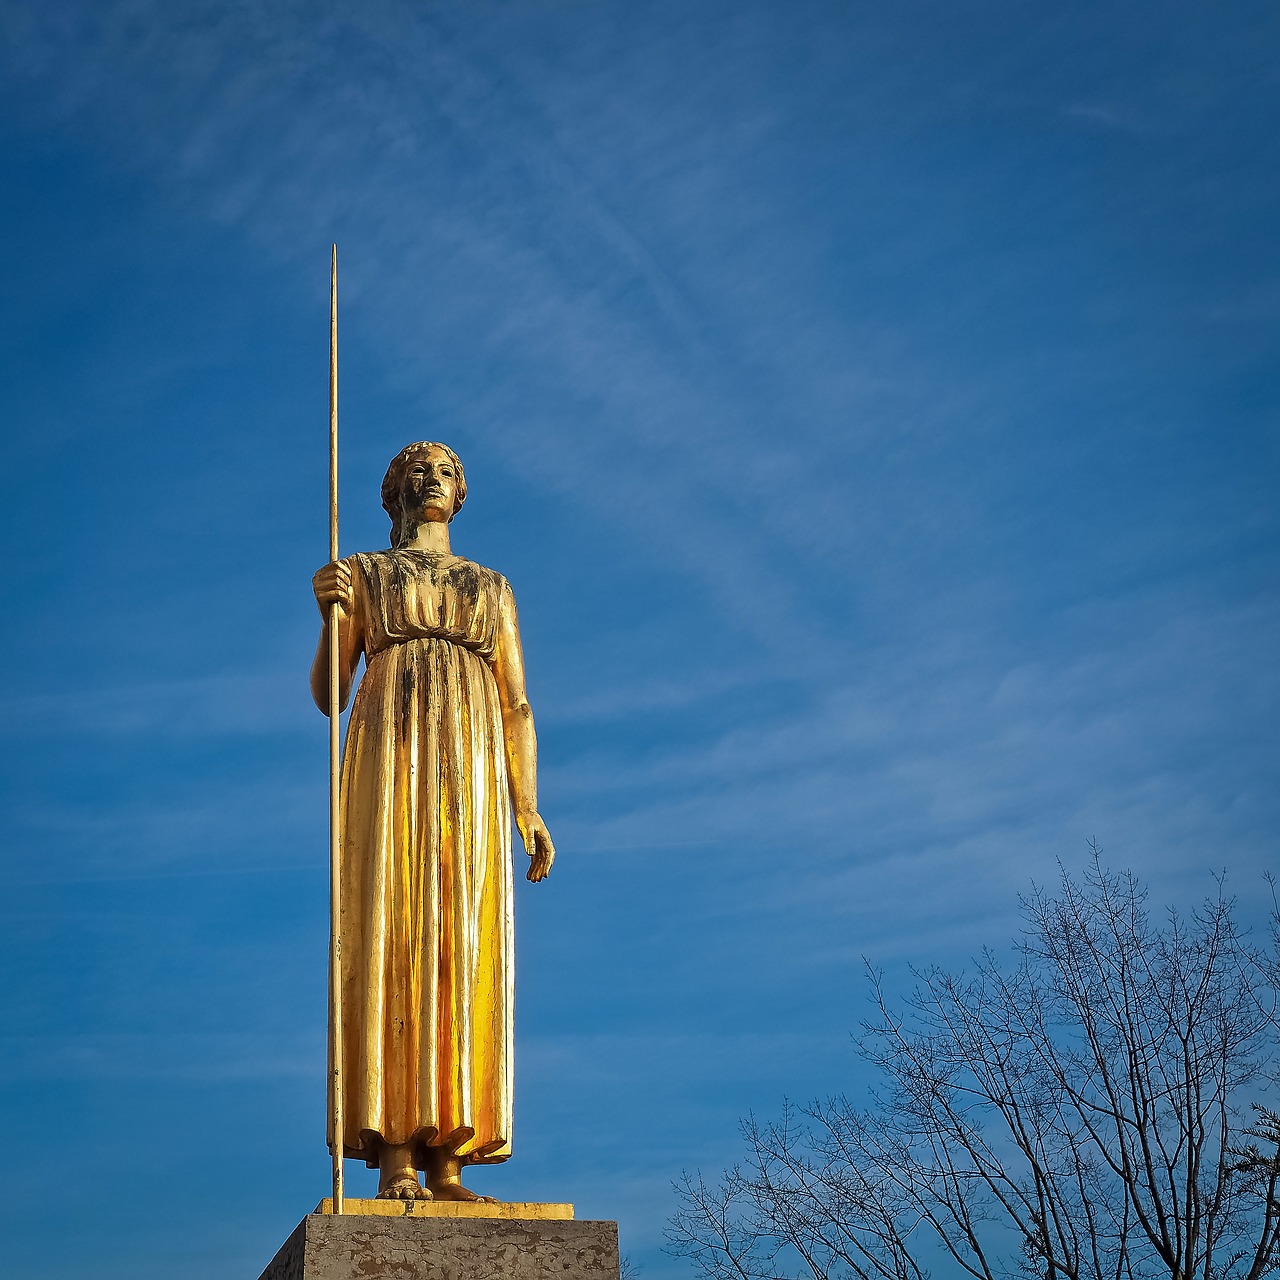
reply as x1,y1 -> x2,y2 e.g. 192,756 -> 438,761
381,441 -> 468,547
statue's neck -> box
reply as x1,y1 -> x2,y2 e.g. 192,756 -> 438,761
402,520 -> 452,555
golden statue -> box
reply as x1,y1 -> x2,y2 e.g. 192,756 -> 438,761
310,441 -> 556,1204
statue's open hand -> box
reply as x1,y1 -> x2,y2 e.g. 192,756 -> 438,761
517,812 -> 556,882
313,561 -> 354,616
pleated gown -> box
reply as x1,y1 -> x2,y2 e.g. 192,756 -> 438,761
330,549 -> 515,1167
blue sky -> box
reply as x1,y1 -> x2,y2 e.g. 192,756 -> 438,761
1,2 -> 1277,1276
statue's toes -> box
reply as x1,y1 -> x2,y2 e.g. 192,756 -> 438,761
378,1178 -> 428,1201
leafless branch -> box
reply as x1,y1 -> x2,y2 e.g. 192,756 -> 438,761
669,858 -> 1280,1280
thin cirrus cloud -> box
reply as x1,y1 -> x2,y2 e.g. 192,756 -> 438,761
0,3 -> 1277,1278
3,0 -> 1275,998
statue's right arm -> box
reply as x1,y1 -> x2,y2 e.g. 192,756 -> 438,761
310,559 -> 364,713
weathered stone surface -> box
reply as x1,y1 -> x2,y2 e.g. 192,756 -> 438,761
257,1213 -> 620,1280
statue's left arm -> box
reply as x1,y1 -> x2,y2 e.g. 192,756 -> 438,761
492,581 -> 556,883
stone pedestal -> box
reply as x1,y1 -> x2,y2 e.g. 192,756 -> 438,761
257,1203 -> 619,1280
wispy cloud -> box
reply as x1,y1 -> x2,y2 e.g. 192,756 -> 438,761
1,4 -> 1277,1277
2,671 -> 315,738
0,1030 -> 322,1082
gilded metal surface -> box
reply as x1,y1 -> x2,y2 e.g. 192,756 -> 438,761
312,442 -> 555,1202
313,1199 -> 574,1220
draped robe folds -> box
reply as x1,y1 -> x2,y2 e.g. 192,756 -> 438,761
328,549 -> 516,1167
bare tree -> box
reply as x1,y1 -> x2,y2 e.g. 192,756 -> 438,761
669,852 -> 1280,1280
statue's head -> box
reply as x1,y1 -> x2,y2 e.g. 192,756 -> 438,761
381,441 -> 468,548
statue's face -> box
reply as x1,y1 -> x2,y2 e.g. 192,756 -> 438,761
401,447 -> 459,525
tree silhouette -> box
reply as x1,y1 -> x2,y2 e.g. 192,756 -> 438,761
670,852 -> 1280,1280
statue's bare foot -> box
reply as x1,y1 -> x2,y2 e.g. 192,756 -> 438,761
429,1181 -> 498,1203
419,1149 -> 499,1203
378,1174 -> 432,1200
377,1139 -> 431,1200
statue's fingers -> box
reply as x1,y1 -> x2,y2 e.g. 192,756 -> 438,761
534,840 -> 553,879
532,829 -> 554,867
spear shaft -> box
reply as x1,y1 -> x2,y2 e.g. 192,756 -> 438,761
328,245 -> 345,1214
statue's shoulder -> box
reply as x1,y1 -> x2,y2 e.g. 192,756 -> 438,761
449,556 -> 510,595
345,548 -> 394,568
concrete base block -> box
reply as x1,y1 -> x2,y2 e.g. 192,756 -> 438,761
257,1212 -> 620,1280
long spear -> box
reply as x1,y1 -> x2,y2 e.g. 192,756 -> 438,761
328,245 -> 345,1214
